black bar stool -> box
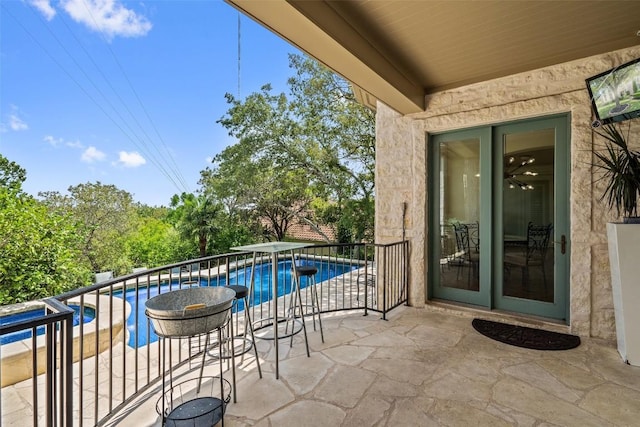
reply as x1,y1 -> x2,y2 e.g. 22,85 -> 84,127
208,285 -> 262,403
227,285 -> 262,400
290,266 -> 324,343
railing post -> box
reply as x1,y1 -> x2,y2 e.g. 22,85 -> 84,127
363,243 -> 369,316
404,240 -> 409,305
382,245 -> 388,320
45,316 -> 55,427
63,310 -> 73,426
43,298 -> 74,427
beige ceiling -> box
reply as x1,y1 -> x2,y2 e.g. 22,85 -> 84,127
227,1 -> 640,114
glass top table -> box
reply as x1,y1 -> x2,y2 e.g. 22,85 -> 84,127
230,242 -> 311,379
231,242 -> 310,253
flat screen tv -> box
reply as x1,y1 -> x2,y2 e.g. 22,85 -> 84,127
586,57 -> 640,126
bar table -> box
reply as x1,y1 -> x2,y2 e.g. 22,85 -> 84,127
230,242 -> 310,379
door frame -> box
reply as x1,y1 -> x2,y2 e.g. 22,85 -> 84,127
427,114 -> 571,321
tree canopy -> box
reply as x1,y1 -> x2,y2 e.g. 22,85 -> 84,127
39,182 -> 136,275
0,155 -> 92,304
205,53 -> 375,242
0,155 -> 27,192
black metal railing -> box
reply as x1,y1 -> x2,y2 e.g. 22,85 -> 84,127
0,298 -> 74,426
0,241 -> 408,426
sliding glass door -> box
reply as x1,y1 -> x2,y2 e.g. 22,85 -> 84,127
493,118 -> 569,319
429,127 -> 491,307
429,116 -> 569,320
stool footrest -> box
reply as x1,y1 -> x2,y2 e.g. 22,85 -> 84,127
206,336 -> 254,360
251,316 -> 305,340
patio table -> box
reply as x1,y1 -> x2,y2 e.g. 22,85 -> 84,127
230,242 -> 310,379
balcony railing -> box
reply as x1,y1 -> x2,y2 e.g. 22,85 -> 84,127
0,241 -> 408,426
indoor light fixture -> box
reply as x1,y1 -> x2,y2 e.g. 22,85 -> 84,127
504,155 -> 538,190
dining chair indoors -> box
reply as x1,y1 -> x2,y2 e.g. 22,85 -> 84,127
452,222 -> 480,287
504,222 -> 553,288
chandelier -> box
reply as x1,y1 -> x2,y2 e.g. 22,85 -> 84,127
504,155 -> 538,190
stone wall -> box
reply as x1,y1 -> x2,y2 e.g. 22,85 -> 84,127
375,45 -> 640,340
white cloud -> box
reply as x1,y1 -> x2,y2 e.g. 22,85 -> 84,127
9,114 -> 28,131
61,0 -> 152,40
43,135 -> 63,147
117,151 -> 146,168
43,135 -> 83,149
28,0 -> 56,20
65,140 -> 83,149
81,146 -> 106,163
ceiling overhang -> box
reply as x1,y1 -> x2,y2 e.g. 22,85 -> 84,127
226,1 -> 640,116
226,0 -> 423,113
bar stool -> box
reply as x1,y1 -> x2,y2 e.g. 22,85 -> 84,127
227,285 -> 263,371
290,266 -> 324,343
208,285 -> 262,403
228,285 -> 263,400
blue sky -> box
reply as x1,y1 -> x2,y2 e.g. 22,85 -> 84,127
0,0 -> 300,206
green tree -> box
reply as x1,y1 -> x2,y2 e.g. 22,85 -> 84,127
214,53 -> 375,242
0,155 -> 27,192
39,182 -> 136,275
170,193 -> 222,257
287,54 -> 375,241
201,134 -> 311,241
0,158 -> 91,305
125,205 -> 181,268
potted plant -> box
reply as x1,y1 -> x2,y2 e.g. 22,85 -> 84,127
592,121 -> 640,366
592,122 -> 640,223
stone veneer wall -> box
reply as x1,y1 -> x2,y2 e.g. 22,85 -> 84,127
375,45 -> 640,340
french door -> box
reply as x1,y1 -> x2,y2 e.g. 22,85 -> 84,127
428,115 -> 569,320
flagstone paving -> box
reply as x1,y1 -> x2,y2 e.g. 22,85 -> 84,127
104,305 -> 640,426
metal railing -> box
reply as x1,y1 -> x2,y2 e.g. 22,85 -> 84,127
0,298 -> 74,426
0,241 -> 408,426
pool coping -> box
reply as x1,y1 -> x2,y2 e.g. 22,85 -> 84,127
1,294 -> 130,387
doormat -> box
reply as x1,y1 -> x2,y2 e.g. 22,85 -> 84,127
472,318 -> 580,351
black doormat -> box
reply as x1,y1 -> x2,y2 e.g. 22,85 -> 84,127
472,318 -> 580,351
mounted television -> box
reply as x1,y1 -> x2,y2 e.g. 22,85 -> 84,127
586,57 -> 640,127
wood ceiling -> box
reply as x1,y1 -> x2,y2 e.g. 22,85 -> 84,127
227,1 -> 640,114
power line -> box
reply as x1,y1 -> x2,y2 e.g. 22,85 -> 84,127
58,9 -> 191,193
74,1 -> 191,193
3,2 -> 191,196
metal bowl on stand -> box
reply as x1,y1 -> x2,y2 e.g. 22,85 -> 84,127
146,286 -> 237,426
145,287 -> 235,338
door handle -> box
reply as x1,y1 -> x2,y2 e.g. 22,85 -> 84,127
560,235 -> 566,254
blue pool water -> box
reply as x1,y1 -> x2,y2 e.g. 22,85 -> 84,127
0,305 -> 96,345
115,258 -> 356,348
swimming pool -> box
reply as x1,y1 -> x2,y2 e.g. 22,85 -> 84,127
115,258 -> 357,347
0,305 -> 96,345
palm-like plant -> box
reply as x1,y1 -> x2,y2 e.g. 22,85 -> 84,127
593,123 -> 640,220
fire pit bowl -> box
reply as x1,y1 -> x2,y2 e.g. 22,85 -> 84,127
145,287 -> 235,338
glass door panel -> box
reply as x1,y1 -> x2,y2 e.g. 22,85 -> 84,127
430,127 -> 491,308
493,116 -> 569,321
502,129 -> 555,302
439,138 -> 481,292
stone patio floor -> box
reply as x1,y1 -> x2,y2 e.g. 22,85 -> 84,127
105,305 -> 640,427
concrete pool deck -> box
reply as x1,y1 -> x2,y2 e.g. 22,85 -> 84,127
103,305 -> 640,427
0,294 -> 127,387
